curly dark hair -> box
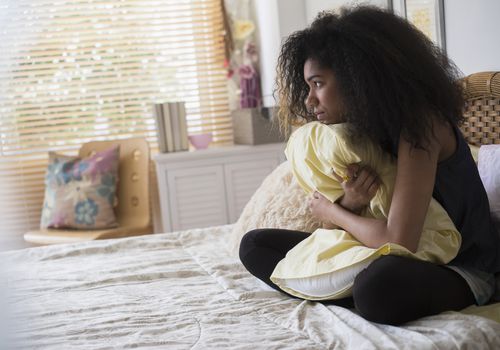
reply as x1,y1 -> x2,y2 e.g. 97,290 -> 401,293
275,6 -> 464,156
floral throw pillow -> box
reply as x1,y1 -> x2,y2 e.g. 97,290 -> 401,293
41,145 -> 120,230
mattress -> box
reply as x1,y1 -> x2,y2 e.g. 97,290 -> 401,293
2,225 -> 500,349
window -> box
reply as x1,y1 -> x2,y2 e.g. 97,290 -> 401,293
0,0 -> 231,245
393,0 -> 446,50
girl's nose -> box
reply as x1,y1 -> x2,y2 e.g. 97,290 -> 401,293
305,93 -> 317,112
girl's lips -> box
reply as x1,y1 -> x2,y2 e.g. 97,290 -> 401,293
315,112 -> 326,120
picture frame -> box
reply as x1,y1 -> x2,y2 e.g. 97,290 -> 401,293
391,0 -> 446,51
304,0 -> 394,24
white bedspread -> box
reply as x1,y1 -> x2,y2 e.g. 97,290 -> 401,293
2,225 -> 500,349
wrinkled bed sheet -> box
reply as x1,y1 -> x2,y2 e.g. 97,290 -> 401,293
2,225 -> 500,350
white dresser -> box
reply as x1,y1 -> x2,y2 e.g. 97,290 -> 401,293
154,143 -> 286,232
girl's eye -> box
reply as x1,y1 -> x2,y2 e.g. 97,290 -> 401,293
314,81 -> 322,88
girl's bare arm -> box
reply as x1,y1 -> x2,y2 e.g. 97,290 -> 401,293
310,135 -> 441,252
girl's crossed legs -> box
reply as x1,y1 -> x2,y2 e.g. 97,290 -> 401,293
239,228 -> 475,325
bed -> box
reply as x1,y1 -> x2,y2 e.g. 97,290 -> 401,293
2,72 -> 500,349
2,225 -> 500,350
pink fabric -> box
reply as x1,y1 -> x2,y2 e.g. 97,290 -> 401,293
239,64 -> 261,108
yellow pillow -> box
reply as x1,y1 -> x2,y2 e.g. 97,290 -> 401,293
270,122 -> 461,300
468,143 -> 479,164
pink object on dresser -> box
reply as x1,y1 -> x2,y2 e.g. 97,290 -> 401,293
188,133 -> 212,149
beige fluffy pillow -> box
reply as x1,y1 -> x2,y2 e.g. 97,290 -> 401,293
227,161 -> 321,257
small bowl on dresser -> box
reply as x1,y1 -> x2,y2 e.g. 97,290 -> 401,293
188,133 -> 213,150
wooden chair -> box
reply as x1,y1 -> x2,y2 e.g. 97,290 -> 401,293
24,138 -> 153,245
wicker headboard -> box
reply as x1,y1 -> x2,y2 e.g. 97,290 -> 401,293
461,72 -> 500,146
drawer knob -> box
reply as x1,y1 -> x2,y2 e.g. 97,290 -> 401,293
133,149 -> 141,160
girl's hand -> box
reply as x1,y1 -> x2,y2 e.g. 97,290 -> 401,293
332,164 -> 380,213
309,191 -> 336,226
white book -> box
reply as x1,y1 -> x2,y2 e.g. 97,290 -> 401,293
169,102 -> 181,152
178,102 -> 189,151
154,103 -> 166,153
161,103 -> 174,152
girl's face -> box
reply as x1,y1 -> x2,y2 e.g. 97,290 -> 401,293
303,58 -> 345,124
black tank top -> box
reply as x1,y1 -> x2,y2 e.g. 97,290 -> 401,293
433,127 -> 500,273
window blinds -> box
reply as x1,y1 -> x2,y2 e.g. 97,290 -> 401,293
0,0 -> 232,244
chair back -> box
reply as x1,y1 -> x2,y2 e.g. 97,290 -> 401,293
79,137 -> 151,230
461,72 -> 500,146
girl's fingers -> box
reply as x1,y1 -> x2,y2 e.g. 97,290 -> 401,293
367,179 -> 380,196
331,169 -> 344,183
346,166 -> 370,188
346,164 -> 361,179
361,169 -> 378,189
351,166 -> 379,186
354,167 -> 371,185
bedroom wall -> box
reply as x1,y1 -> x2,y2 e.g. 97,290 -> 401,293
304,0 -> 390,23
444,0 -> 500,76
254,0 -> 307,106
255,0 -> 500,107
254,0 -> 389,107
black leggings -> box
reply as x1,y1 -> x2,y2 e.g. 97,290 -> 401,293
239,228 -> 475,325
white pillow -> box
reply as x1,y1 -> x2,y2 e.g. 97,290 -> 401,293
478,145 -> 500,227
